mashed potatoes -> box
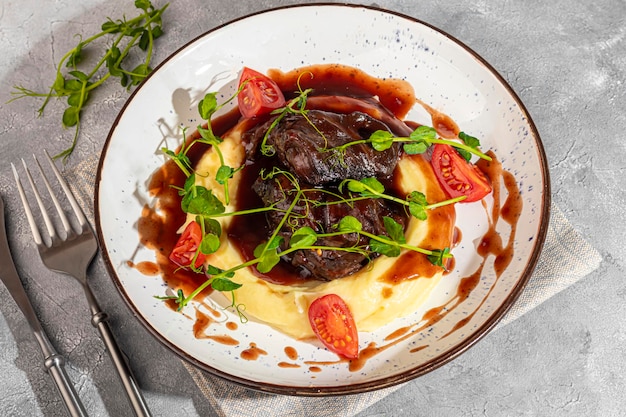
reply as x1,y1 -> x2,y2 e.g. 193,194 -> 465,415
189,119 -> 455,339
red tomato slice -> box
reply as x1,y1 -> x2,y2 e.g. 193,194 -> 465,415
308,294 -> 359,359
431,144 -> 492,203
169,221 -> 206,269
237,67 -> 286,118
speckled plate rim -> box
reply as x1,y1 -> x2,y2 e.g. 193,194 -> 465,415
95,3 -> 550,396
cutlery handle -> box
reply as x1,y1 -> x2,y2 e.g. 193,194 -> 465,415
91,311 -> 152,417
44,352 -> 89,417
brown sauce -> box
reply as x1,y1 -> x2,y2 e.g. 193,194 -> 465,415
415,98 -> 460,139
476,151 -> 520,278
126,260 -> 160,276
192,309 -> 214,338
132,64 -> 523,375
409,345 -> 429,354
284,346 -> 298,360
202,301 -> 222,318
384,326 -> 412,341
278,362 -> 301,369
380,250 -> 439,284
206,335 -> 239,346
241,343 -> 267,361
381,287 -> 393,299
269,63 -> 416,118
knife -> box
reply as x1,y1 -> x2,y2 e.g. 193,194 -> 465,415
0,195 -> 88,417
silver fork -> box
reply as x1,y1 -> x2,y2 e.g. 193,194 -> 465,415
0,194 -> 88,417
13,151 -> 152,417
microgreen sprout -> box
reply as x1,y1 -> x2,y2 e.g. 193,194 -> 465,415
330,125 -> 492,162
9,0 -> 169,161
339,177 -> 466,220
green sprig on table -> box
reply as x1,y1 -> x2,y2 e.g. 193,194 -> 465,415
9,0 -> 169,161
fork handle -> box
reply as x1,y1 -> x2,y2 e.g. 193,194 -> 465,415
91,311 -> 152,417
43,351 -> 89,417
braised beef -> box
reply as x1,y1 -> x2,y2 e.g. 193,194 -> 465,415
304,95 -> 415,138
244,110 -> 401,185
240,100 -> 414,281
252,173 -> 407,281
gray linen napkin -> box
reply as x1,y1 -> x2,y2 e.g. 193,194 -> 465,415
66,154 -> 602,417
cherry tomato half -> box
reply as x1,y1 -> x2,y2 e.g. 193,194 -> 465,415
308,294 -> 359,359
169,221 -> 206,269
430,144 -> 492,203
237,67 -> 286,118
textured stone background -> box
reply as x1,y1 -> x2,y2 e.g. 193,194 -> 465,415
1,0 -> 624,416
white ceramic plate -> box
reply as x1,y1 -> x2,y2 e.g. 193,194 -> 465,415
96,4 -> 549,395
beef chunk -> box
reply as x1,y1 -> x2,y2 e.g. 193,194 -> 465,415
252,173 -> 407,281
244,110 -> 401,185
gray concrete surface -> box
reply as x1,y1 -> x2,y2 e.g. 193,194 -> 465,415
0,0 -> 624,416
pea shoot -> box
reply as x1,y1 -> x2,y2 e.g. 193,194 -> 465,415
339,177 -> 466,220
330,125 -> 492,162
9,0 -> 169,161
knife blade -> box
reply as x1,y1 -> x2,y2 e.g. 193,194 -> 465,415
0,194 -> 88,417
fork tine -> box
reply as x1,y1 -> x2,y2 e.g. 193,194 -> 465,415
11,163 -> 44,246
20,158 -> 59,244
43,150 -> 89,229
33,154 -> 73,236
